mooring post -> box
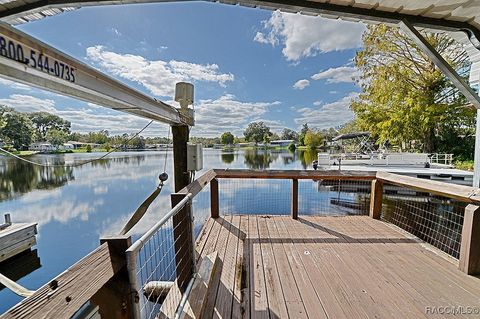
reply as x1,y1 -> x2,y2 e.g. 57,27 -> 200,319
171,125 -> 194,291
369,179 -> 383,219
292,179 -> 298,220
459,204 -> 480,275
210,178 -> 219,218
4,213 -> 11,225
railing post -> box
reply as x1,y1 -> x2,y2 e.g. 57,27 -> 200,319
211,178 -> 219,218
93,235 -> 134,319
171,193 -> 195,291
292,178 -> 298,220
369,179 -> 383,219
459,204 -> 480,275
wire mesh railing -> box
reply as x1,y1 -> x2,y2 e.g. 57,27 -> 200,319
218,178 -> 371,216
126,193 -> 195,319
123,169 -> 478,319
299,179 -> 370,215
381,187 -> 466,258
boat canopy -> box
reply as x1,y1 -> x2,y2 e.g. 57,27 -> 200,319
332,132 -> 370,141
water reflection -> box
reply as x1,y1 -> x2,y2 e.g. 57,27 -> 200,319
220,152 -> 235,164
0,160 -> 74,202
298,149 -> 318,169
243,149 -> 273,169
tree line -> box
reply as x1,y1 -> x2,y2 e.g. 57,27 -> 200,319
0,106 -> 71,150
0,107 -> 170,151
219,122 -> 338,150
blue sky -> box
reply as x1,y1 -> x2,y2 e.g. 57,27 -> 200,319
0,2 -> 365,137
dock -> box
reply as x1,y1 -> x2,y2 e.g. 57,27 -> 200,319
2,169 -> 480,319
0,214 -> 37,263
195,215 -> 480,318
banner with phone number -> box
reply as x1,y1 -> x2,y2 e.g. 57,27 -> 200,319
0,34 -> 76,83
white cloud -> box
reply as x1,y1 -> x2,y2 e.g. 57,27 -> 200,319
191,94 -> 281,137
311,66 -> 361,83
86,45 -> 234,97
293,79 -> 310,90
313,100 -> 322,106
110,27 -> 122,36
294,92 -> 359,129
93,185 -> 108,194
254,11 -> 365,61
254,31 -> 277,46
0,94 -> 56,113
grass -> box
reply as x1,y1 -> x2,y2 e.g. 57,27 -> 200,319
454,160 -> 474,171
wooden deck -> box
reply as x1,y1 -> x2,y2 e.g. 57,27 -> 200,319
194,215 -> 480,319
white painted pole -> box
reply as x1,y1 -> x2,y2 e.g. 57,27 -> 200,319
474,109 -> 480,187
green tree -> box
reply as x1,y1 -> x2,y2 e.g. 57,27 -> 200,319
46,129 -> 68,146
299,123 -> 309,146
352,24 -> 473,154
270,133 -> 280,141
29,112 -> 71,141
87,131 -> 109,144
304,130 -> 323,150
281,128 -> 298,141
244,122 -> 272,144
0,107 -> 35,150
68,132 -> 83,142
263,133 -> 271,145
220,132 -> 234,145
128,136 -> 145,149
0,116 -> 5,131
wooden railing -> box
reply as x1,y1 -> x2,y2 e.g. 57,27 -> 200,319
2,168 -> 479,319
1,235 -> 132,319
210,169 -> 376,220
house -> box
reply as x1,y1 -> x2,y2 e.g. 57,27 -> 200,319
29,142 -> 56,152
67,141 -> 100,149
59,143 -> 74,151
270,139 -> 294,147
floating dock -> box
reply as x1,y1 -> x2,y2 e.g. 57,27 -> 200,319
0,214 -> 37,263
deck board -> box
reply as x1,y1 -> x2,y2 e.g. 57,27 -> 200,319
196,215 -> 480,319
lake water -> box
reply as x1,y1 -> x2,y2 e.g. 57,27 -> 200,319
0,148 -> 335,312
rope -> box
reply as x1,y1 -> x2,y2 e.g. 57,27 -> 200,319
0,273 -> 34,297
0,120 -> 154,168
118,126 -> 171,235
